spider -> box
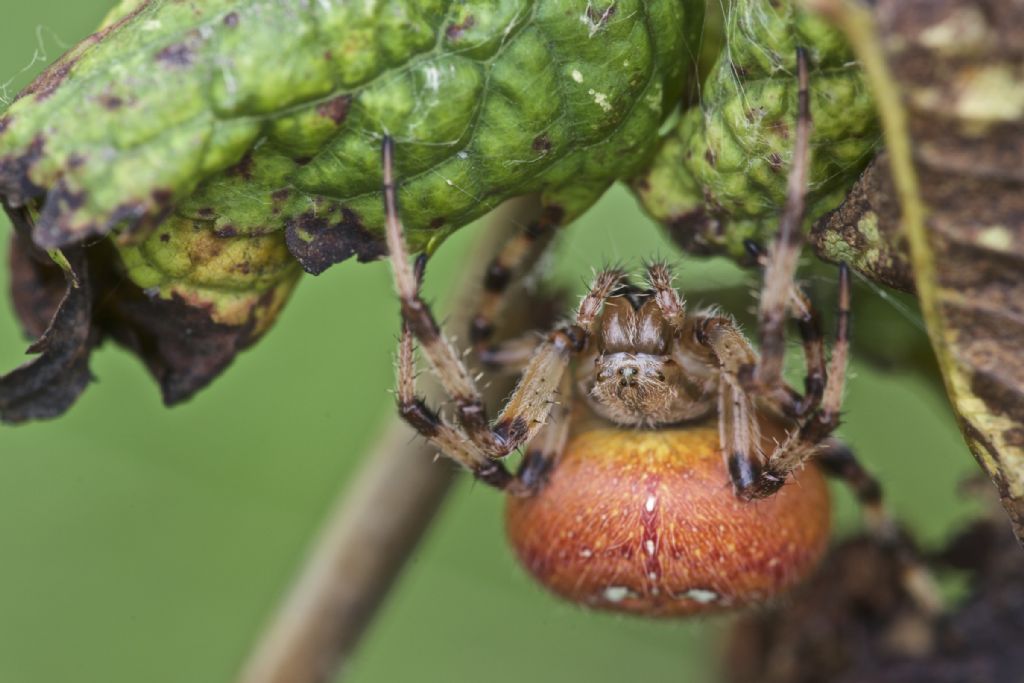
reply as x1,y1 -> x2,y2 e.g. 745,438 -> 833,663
382,50 -> 886,616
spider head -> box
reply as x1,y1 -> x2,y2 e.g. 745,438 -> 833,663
590,352 -> 680,424
586,296 -> 682,426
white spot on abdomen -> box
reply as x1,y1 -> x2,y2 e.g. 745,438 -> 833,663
683,588 -> 719,604
603,586 -> 636,603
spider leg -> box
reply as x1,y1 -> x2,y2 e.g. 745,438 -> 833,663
786,283 -> 827,415
644,260 -> 686,333
507,371 -> 573,497
690,312 -> 772,496
384,138 -> 501,450
396,322 -> 514,489
817,438 -> 944,615
757,263 -> 852,494
491,268 -> 625,450
690,301 -> 836,499
477,331 -> 544,374
469,205 -> 564,350
384,136 -> 621,461
755,47 -> 812,393
719,374 -> 765,494
394,296 -> 567,492
707,48 -> 850,499
744,240 -> 825,418
817,262 -> 850,432
816,439 -> 888,533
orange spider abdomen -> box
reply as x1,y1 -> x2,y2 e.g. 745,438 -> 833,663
505,424 -> 831,616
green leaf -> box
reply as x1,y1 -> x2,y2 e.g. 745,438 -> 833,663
633,0 -> 878,260
1,0 -> 704,422
0,0 -> 701,275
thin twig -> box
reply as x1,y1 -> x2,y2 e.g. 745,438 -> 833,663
236,195 -> 543,683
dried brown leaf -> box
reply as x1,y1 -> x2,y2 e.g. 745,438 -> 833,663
0,228 -> 95,423
807,0 -> 1024,544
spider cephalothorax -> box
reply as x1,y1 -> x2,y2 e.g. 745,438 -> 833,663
382,50 -> 887,615
582,293 -> 715,429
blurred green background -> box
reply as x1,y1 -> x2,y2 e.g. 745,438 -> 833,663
0,4 -> 980,683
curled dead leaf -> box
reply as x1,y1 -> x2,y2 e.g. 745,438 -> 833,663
806,0 -> 1024,543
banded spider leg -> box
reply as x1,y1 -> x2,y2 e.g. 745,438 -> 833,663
383,136 -> 623,494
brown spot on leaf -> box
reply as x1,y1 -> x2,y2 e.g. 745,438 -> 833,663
285,207 -> 387,275
585,4 -> 617,30
21,59 -> 76,101
31,178 -> 88,248
0,135 -> 46,206
155,42 -> 194,67
446,15 -> 476,40
270,189 -> 290,215
151,188 -> 173,208
1005,427 -> 1024,448
664,208 -> 721,257
98,93 -> 124,110
223,11 -> 239,27
532,134 -> 552,152
228,152 -> 255,181
316,95 -> 352,125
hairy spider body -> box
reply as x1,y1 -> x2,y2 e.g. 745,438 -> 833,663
506,418 -> 831,616
382,50 -> 888,615
581,294 -> 716,428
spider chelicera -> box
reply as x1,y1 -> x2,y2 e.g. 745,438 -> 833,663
382,50 -> 886,616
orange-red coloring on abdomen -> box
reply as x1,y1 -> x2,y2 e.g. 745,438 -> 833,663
505,424 -> 831,616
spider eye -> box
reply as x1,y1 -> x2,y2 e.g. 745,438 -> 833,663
656,372 -> 666,382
